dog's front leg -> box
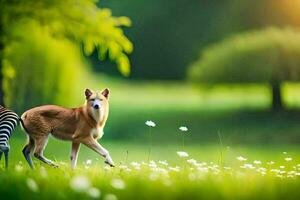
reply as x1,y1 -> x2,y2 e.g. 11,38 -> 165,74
82,137 -> 115,167
70,142 -> 80,169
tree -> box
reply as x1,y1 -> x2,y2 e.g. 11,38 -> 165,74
97,0 -> 300,80
188,27 -> 300,110
0,0 -> 132,108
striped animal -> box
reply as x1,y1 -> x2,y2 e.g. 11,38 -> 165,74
0,105 -> 19,168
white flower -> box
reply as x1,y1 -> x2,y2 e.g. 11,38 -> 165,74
279,170 -> 286,174
169,166 -> 180,172
240,164 -> 255,169
130,162 -> 140,167
179,126 -> 188,132
70,175 -> 91,192
288,171 -> 296,175
260,171 -> 266,176
199,162 -> 207,166
253,160 -> 262,165
158,160 -> 169,166
236,156 -> 247,161
39,167 -> 48,178
87,187 -> 101,198
26,178 -> 39,192
267,161 -> 275,165
15,164 -> 23,172
197,167 -> 209,172
125,168 -> 132,172
104,194 -> 118,200
141,161 -> 147,165
285,157 -> 293,162
177,151 -> 189,158
257,167 -> 267,171
119,165 -> 129,170
187,159 -> 197,165
152,167 -> 168,175
130,162 -> 141,169
111,178 -> 126,190
271,169 -> 280,173
86,159 -> 92,165
145,120 -> 156,127
149,160 -> 157,168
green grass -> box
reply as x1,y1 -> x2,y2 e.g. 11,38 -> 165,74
8,133 -> 300,165
105,108 -> 300,144
2,136 -> 300,200
5,74 -> 300,199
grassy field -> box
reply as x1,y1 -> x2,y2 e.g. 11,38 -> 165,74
7,133 -> 300,166
3,75 -> 300,199
2,136 -> 300,200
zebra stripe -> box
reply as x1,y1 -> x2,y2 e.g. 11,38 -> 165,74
0,106 -> 19,147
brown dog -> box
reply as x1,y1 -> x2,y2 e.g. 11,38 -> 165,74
20,88 -> 114,168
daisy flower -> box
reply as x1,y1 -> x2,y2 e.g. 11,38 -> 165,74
145,120 -> 156,127
236,156 -> 247,161
177,151 -> 189,158
179,126 -> 188,132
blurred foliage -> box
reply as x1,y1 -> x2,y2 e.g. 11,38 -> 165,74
2,21 -> 87,112
188,27 -> 300,83
97,0 -> 227,79
187,27 -> 300,110
97,0 -> 300,80
1,0 -> 132,111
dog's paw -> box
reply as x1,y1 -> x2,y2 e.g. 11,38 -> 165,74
105,155 -> 115,167
51,163 -> 59,168
105,160 -> 115,167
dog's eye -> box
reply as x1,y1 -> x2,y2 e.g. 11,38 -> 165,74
100,99 -> 103,101
90,99 -> 95,101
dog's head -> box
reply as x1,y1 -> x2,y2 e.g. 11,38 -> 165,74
85,88 -> 110,123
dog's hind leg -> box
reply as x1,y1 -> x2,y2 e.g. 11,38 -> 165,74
70,142 -> 80,169
22,136 -> 35,168
34,136 -> 58,168
34,154 -> 58,168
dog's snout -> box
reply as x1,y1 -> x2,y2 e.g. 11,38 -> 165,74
93,99 -> 101,110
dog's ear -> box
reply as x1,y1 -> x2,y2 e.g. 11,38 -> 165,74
85,89 -> 93,99
102,88 -> 110,99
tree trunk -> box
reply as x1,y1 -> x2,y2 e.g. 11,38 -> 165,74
271,81 -> 283,111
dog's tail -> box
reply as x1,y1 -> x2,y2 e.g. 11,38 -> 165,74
19,113 -> 29,134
